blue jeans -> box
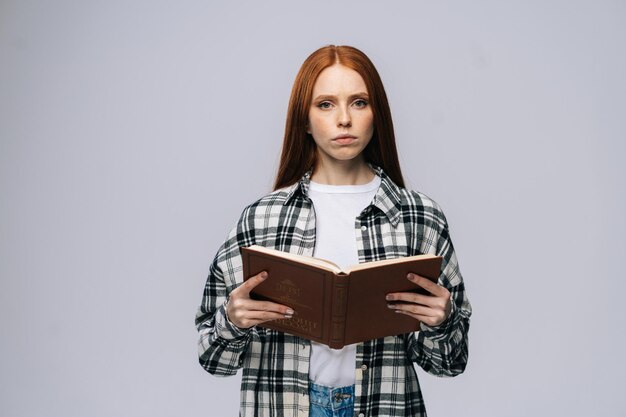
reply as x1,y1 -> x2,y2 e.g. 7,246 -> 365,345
308,381 -> 355,417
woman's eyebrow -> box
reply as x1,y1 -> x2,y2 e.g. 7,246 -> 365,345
349,92 -> 369,100
312,94 -> 336,102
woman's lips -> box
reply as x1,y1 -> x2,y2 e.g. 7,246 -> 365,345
333,135 -> 357,145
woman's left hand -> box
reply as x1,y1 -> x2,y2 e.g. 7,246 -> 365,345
386,273 -> 452,327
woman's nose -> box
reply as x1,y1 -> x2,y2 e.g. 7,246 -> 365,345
337,106 -> 352,127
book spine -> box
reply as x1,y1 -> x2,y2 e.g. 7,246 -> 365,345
328,275 -> 349,349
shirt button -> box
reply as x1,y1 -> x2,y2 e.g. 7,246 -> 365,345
359,413 -> 365,417
360,225 -> 367,231
361,364 -> 368,371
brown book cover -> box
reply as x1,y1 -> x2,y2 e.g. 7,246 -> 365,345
241,245 -> 442,349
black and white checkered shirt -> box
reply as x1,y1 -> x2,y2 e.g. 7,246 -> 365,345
196,166 -> 471,417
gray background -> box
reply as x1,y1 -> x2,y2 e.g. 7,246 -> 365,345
1,1 -> 625,416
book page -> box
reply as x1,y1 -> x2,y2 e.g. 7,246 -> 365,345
344,253 -> 439,273
246,245 -> 344,274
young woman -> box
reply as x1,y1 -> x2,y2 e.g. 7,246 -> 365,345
196,45 -> 471,417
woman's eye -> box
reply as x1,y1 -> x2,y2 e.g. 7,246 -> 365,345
353,99 -> 368,108
318,102 -> 332,109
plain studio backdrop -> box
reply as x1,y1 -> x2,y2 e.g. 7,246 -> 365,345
1,1 -> 624,416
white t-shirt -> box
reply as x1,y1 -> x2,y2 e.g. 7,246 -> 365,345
307,175 -> 381,387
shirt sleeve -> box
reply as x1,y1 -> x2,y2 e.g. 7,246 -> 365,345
405,205 -> 472,377
195,208 -> 254,376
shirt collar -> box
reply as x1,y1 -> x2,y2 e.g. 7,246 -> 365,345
283,165 -> 403,227
370,165 -> 402,227
282,168 -> 312,203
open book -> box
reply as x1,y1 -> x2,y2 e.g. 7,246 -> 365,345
242,245 -> 442,349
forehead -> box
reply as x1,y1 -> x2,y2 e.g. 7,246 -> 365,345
312,64 -> 368,95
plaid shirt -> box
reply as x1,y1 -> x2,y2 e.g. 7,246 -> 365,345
196,166 -> 471,417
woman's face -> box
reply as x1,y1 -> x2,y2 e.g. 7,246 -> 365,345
307,64 -> 374,166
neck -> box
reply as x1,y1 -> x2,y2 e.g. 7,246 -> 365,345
310,158 -> 374,185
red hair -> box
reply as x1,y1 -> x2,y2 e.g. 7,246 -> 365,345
273,45 -> 405,190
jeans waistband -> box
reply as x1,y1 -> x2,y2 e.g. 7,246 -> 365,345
308,380 -> 354,411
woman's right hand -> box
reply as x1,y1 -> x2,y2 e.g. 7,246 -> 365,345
226,271 -> 295,329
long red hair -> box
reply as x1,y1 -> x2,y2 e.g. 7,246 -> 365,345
273,45 -> 405,190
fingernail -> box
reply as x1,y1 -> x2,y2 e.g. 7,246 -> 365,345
407,273 -> 414,280
385,295 -> 393,301
387,303 -> 394,309
261,272 -> 268,279
285,314 -> 293,319
286,308 -> 295,315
